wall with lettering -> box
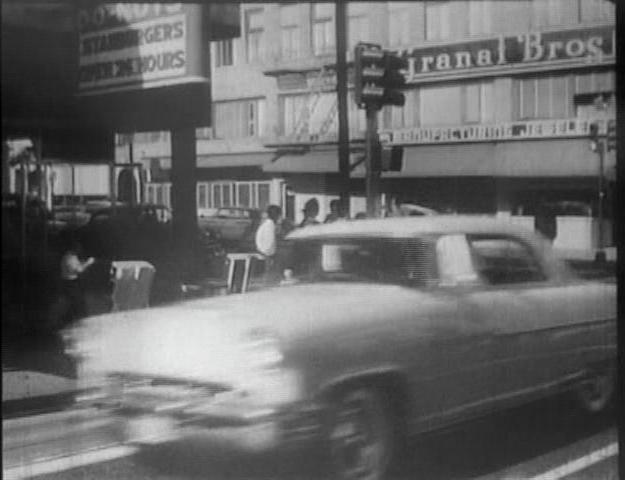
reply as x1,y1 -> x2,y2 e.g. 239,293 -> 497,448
398,26 -> 615,83
77,3 -> 208,94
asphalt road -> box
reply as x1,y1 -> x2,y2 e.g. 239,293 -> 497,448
3,395 -> 617,480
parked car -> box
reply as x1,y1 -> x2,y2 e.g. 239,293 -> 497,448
198,207 -> 261,243
78,204 -> 173,260
64,216 -> 616,479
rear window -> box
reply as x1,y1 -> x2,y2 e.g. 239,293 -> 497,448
279,237 -> 436,287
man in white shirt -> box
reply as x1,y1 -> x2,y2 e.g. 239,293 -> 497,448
255,205 -> 282,257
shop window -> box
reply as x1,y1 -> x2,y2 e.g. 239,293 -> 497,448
197,183 -> 209,209
215,39 -> 234,67
280,4 -> 301,60
258,183 -> 271,210
245,8 -> 264,63
312,3 -> 335,56
238,183 -> 251,207
425,1 -> 450,41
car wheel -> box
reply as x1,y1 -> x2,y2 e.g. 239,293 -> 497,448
575,367 -> 615,414
326,388 -> 394,480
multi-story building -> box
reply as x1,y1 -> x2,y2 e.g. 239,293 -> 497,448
121,0 -> 616,256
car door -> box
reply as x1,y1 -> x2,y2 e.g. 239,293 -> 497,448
463,234 -> 592,406
404,234 -> 503,430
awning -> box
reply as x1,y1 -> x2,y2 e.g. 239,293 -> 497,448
383,139 -> 615,178
197,152 -> 275,169
263,150 -> 365,174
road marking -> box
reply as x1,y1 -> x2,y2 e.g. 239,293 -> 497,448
525,442 -> 618,480
2,444 -> 138,480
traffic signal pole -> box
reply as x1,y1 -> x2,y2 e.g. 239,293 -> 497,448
365,106 -> 380,217
353,42 -> 407,218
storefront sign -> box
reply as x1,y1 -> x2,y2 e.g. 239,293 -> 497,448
380,118 -> 612,145
400,25 -> 615,82
77,3 -> 208,94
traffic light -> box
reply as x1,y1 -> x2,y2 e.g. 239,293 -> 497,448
381,146 -> 403,171
606,119 -> 616,152
354,42 -> 407,109
588,122 -> 599,152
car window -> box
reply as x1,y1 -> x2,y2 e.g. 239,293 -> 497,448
467,235 -> 547,285
436,234 -> 479,286
280,237 -> 435,287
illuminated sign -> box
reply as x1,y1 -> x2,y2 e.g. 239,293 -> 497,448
380,118 -> 613,145
77,3 -> 208,95
398,25 -> 615,82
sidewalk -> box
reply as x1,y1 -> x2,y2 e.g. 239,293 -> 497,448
2,333 -> 78,418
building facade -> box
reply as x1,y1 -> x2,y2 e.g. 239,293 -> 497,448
120,0 -> 616,256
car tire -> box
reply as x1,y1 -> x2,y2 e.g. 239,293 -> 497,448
325,387 -> 395,480
575,366 -> 615,414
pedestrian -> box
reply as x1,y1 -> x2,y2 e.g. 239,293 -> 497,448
58,238 -> 95,325
324,199 -> 346,223
255,205 -> 281,258
255,205 -> 282,284
299,198 -> 320,227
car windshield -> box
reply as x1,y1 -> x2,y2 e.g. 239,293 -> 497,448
278,237 -> 435,286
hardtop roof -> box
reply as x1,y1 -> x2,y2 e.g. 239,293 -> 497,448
286,215 -> 536,240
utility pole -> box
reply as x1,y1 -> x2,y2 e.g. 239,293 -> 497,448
335,0 -> 350,216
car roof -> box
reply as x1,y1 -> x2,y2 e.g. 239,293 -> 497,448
286,215 -> 536,240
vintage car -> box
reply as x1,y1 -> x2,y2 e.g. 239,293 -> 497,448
198,207 -> 261,243
64,216 -> 616,479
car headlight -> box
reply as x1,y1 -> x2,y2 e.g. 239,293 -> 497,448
235,328 -> 302,405
240,327 -> 285,369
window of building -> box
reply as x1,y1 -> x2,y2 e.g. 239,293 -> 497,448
198,183 -> 209,208
146,183 -> 171,208
312,3 -> 335,55
468,0 -> 492,36
214,39 -> 234,67
245,8 -> 264,62
463,81 -> 494,123
280,4 -> 301,60
516,74 -> 575,120
380,90 -> 419,130
420,84 -> 462,126
532,0 -> 579,27
425,1 -> 450,41
388,5 -> 411,47
347,3 -> 370,51
213,98 -> 265,139
580,0 -> 615,23
197,181 -> 273,209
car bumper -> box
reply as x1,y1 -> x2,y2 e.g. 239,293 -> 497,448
89,394 -> 323,452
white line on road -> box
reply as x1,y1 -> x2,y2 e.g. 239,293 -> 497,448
526,442 -> 618,480
2,444 -> 139,480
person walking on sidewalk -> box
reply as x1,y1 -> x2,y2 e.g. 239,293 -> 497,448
58,238 -> 95,325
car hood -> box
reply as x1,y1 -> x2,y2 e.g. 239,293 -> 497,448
73,283 -> 437,384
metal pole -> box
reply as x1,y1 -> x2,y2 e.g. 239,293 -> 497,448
597,139 -> 605,254
335,0 -> 350,217
365,106 -> 380,217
